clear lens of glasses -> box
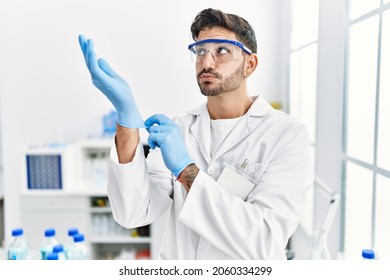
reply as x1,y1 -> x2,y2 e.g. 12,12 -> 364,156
188,39 -> 251,63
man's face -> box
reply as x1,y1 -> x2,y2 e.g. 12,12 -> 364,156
195,27 -> 247,97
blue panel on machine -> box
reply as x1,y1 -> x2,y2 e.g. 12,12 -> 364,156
26,155 -> 62,190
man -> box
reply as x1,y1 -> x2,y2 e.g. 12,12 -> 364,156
79,8 -> 313,259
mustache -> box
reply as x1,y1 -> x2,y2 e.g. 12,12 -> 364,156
197,69 -> 222,79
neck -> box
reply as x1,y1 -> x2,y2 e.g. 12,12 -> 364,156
207,86 -> 253,119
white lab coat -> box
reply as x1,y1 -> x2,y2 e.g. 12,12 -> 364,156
107,95 -> 314,260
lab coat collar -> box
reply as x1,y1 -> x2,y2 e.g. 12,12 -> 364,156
247,95 -> 274,117
186,95 -> 273,117
188,104 -> 212,164
187,95 -> 273,164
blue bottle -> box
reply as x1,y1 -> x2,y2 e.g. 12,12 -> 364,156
40,228 -> 59,260
66,233 -> 91,260
7,228 -> 30,260
362,249 -> 375,259
64,227 -> 78,259
46,253 -> 59,260
53,244 -> 66,260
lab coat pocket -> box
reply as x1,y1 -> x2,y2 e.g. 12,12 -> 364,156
230,161 -> 264,184
217,163 -> 262,200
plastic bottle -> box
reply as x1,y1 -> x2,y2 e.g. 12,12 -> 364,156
64,227 -> 78,259
40,228 -> 59,260
46,253 -> 59,260
66,233 -> 91,260
94,153 -> 106,188
103,110 -> 117,136
52,244 -> 66,260
7,228 -> 30,260
362,249 -> 375,260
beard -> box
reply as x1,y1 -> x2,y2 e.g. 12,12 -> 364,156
197,61 -> 245,97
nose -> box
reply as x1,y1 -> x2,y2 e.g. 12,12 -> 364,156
201,50 -> 216,69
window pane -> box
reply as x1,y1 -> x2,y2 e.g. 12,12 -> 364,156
346,16 -> 378,163
377,10 -> 390,171
289,44 -> 318,144
289,51 -> 300,119
349,0 -> 380,20
290,0 -> 319,48
375,174 -> 390,259
344,162 -> 373,259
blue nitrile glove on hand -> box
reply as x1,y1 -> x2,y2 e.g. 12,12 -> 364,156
145,114 -> 194,178
78,34 -> 144,128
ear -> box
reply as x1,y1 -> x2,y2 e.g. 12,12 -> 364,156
244,54 -> 258,78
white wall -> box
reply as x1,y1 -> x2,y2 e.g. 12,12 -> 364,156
0,0 -> 285,242
313,0 -> 347,259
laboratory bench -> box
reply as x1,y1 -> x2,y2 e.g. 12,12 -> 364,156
18,139 -> 165,260
20,191 -> 165,260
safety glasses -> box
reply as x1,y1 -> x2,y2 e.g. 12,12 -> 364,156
188,39 -> 251,63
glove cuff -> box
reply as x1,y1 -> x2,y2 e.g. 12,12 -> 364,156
117,111 -> 145,128
173,158 -> 195,178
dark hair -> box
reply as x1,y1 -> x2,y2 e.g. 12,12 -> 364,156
190,8 -> 257,54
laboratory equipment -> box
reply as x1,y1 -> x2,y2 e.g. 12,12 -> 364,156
24,144 -> 77,191
103,111 -> 117,135
66,233 -> 90,260
7,228 -> 30,260
40,228 -> 59,260
188,38 -> 252,63
362,249 -> 375,260
53,244 -> 66,260
64,228 -> 78,259
309,176 -> 340,260
46,253 -> 59,260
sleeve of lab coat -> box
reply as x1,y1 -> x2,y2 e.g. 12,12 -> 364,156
107,141 -> 173,228
178,123 -> 314,259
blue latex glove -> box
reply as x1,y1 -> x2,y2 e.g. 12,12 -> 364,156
78,34 -> 144,128
145,114 -> 194,178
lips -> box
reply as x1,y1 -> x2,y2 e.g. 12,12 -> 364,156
199,74 -> 217,82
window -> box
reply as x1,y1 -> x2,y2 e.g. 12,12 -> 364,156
343,0 -> 390,259
288,0 -> 319,235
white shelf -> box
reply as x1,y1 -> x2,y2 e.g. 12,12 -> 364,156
89,236 -> 151,244
21,189 -> 108,197
90,207 -> 111,214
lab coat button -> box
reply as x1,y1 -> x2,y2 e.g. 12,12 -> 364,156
208,168 -> 214,175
